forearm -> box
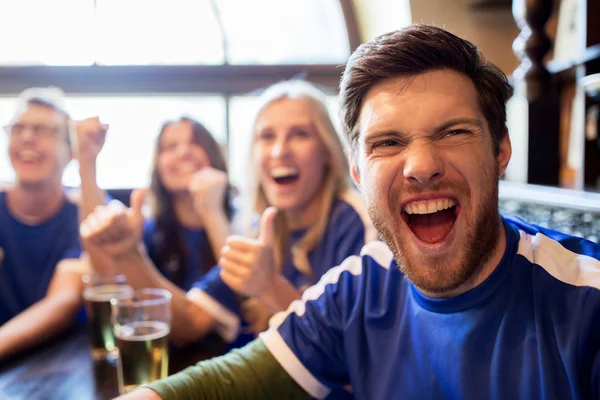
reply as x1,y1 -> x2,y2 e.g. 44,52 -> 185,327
115,247 -> 216,345
143,338 -> 307,400
0,292 -> 80,360
79,161 -> 106,220
201,212 -> 231,258
259,275 -> 302,313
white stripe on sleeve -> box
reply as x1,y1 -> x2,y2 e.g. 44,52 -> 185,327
517,231 -> 600,290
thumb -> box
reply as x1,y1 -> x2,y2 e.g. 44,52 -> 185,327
129,188 -> 147,222
258,207 -> 277,247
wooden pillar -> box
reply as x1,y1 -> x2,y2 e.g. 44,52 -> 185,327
512,0 -> 560,185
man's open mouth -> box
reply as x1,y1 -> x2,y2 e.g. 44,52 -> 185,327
402,198 -> 459,244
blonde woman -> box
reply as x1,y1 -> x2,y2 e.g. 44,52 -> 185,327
188,80 -> 377,343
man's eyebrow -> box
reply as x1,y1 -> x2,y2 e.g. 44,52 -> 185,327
363,127 -> 407,140
434,118 -> 484,132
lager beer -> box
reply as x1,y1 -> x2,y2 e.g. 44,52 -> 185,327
83,283 -> 133,359
115,320 -> 170,393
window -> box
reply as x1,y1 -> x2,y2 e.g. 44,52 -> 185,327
0,0 -> 352,66
0,96 -> 226,188
0,0 -> 95,66
95,0 -> 225,65
0,1 -> 359,189
216,0 -> 350,64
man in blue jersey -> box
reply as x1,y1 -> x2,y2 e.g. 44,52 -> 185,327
116,25 -> 599,399
0,88 -> 107,360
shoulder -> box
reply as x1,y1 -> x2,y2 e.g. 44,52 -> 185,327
54,190 -> 80,223
506,215 -> 600,261
329,191 -> 378,243
506,216 -> 600,293
143,218 -> 157,233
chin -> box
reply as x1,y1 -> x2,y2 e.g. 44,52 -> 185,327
16,176 -> 49,187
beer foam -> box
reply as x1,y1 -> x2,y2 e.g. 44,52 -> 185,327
83,284 -> 134,302
116,321 -> 170,341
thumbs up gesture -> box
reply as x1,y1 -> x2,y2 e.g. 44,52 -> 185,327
220,207 -> 277,298
80,189 -> 146,258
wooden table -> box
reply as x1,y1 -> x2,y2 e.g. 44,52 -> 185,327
0,327 -> 226,400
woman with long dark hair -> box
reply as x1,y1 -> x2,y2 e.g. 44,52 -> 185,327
144,117 -> 233,290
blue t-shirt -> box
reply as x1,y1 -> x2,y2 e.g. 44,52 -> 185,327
259,216 -> 600,399
0,191 -> 81,325
143,219 -> 213,291
189,197 -> 372,344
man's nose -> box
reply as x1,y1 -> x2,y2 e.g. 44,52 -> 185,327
13,126 -> 37,144
402,142 -> 445,187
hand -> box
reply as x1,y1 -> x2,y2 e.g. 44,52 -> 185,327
219,207 -> 277,298
72,117 -> 108,165
80,189 -> 146,258
114,388 -> 162,400
188,167 -> 228,219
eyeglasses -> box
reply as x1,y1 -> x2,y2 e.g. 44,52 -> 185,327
3,123 -> 65,139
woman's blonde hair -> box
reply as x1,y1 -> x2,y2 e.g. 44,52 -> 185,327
239,80 -> 358,333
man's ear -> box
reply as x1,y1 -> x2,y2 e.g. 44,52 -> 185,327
349,151 -> 360,187
497,130 -> 512,177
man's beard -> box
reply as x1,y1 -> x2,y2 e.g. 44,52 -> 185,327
368,170 -> 502,296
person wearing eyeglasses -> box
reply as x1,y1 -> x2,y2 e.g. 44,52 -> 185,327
0,87 -> 106,360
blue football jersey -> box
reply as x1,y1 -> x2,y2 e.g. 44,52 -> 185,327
143,219 -> 213,291
259,217 -> 600,399
188,196 -> 375,344
0,191 -> 81,324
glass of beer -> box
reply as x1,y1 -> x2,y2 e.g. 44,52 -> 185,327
82,274 -> 133,360
111,288 -> 172,394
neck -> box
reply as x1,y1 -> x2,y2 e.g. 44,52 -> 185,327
172,193 -> 203,229
8,181 -> 65,225
284,187 -> 329,231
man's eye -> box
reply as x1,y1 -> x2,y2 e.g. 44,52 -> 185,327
373,140 -> 400,148
444,129 -> 469,137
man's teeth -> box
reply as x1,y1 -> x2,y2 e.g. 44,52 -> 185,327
404,198 -> 456,215
19,150 -> 39,161
271,167 -> 299,179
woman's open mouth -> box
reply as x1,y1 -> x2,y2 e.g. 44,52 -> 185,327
271,167 -> 300,186
401,198 -> 459,244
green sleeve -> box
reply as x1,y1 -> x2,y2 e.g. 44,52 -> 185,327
145,338 -> 310,400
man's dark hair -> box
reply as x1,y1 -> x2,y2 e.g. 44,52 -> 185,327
339,24 -> 513,155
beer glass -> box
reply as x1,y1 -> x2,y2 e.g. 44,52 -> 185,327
111,288 -> 172,394
82,274 -> 133,360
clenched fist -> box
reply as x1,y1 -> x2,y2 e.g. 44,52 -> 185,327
188,167 -> 228,219
72,117 -> 108,166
